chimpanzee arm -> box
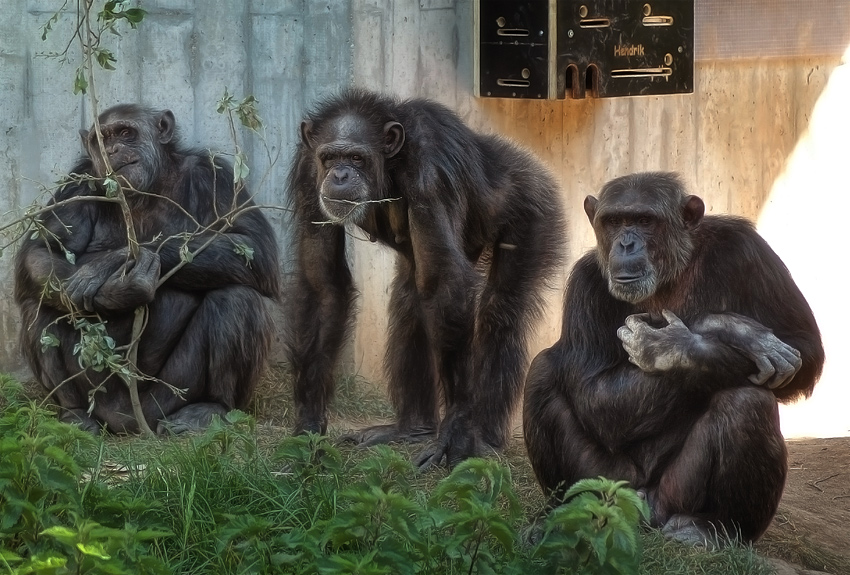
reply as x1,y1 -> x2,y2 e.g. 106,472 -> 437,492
14,185 -> 122,313
617,310 -> 765,380
17,218 -> 92,309
154,210 -> 278,296
407,196 -> 483,467
689,313 -> 801,388
150,159 -> 280,298
688,227 -> 824,402
287,218 -> 355,435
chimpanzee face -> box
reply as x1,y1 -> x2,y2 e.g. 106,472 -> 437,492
300,113 -> 404,226
81,106 -> 174,192
584,174 -> 704,304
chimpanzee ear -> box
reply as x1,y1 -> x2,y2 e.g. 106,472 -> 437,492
383,121 -> 405,157
682,195 -> 705,229
300,120 -> 315,149
79,129 -> 90,152
157,110 -> 176,144
584,195 -> 599,224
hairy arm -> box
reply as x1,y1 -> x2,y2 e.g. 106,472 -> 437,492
152,157 -> 280,298
15,184 -> 157,314
687,220 -> 824,401
405,175 -> 488,467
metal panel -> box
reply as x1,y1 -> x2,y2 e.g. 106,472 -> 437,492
475,0 -> 695,99
556,0 -> 694,98
476,0 -> 551,98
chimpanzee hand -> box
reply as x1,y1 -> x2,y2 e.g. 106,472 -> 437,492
695,313 -> 802,389
94,248 -> 160,312
66,248 -> 160,313
415,406 -> 483,471
65,248 -> 132,312
618,310 -> 700,373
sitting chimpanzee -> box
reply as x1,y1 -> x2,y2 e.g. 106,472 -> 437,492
523,172 -> 824,545
14,104 -> 280,435
286,89 -> 564,468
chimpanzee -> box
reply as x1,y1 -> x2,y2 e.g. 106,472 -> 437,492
285,89 -> 564,468
14,104 -> 280,435
523,171 -> 824,545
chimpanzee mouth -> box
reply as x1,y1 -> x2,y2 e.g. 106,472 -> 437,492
613,274 -> 644,284
608,272 -> 656,303
318,195 -> 366,224
112,160 -> 137,172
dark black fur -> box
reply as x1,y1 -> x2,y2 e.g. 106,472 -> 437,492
524,172 -> 824,544
14,104 -> 280,434
285,89 -> 564,467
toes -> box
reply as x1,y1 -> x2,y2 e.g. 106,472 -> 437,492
661,515 -> 722,549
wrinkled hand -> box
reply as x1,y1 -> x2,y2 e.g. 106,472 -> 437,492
66,248 -> 160,312
698,314 -> 801,389
617,310 -> 698,373
744,334 -> 801,388
65,249 -> 131,312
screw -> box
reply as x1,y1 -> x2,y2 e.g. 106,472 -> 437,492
567,29 -> 574,38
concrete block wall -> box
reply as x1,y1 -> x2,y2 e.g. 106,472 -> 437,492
1,0 -> 848,436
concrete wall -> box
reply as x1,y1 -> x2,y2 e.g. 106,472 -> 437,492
1,0 -> 848,437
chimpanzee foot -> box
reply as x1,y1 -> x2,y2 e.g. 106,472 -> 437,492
339,423 -> 436,447
59,408 -> 102,435
415,414 -> 494,471
661,514 -> 726,549
636,488 -> 666,528
156,402 -> 228,435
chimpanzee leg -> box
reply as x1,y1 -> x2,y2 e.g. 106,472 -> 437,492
29,321 -> 98,432
20,304 -> 132,434
654,387 -> 787,545
141,286 -> 273,434
524,350 -> 638,500
343,255 -> 439,445
475,213 -> 562,449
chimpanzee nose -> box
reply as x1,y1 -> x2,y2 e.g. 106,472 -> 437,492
332,168 -> 349,186
618,231 -> 643,254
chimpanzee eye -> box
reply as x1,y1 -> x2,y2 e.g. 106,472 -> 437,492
351,155 -> 363,163
638,216 -> 652,226
119,128 -> 132,138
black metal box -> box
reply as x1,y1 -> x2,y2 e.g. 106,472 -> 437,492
475,1 -> 553,99
556,0 -> 694,98
474,0 -> 694,99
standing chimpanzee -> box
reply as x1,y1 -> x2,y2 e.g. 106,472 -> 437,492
285,89 -> 564,468
15,104 -> 280,435
524,172 -> 824,545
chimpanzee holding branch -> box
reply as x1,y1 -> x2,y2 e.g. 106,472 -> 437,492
285,89 -> 564,468
524,172 -> 824,545
15,104 -> 280,435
